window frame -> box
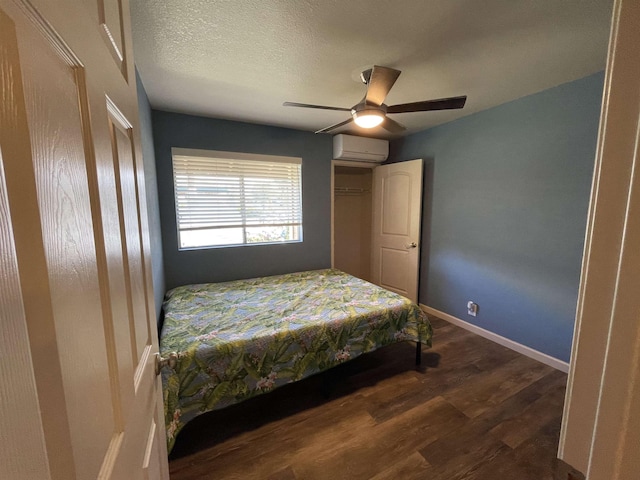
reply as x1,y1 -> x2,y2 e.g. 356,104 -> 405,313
171,147 -> 303,251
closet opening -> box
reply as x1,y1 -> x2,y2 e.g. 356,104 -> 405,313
331,161 -> 375,282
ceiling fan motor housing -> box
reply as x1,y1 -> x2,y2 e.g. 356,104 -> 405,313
351,102 -> 387,115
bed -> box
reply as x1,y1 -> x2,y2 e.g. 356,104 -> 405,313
159,268 -> 432,452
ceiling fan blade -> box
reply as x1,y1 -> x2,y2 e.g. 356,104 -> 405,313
283,101 -> 351,112
315,117 -> 354,134
387,96 -> 467,114
365,66 -> 401,106
381,117 -> 406,133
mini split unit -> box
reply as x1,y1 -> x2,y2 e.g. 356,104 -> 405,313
332,134 -> 389,163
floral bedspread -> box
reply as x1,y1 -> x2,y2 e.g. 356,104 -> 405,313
160,269 -> 432,452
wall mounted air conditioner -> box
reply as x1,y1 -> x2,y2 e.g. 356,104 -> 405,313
333,134 -> 389,163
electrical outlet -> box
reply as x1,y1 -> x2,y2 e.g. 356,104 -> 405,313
467,301 -> 478,317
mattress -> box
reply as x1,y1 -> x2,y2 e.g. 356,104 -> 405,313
160,269 -> 432,451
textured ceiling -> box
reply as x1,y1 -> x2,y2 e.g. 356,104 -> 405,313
131,0 -> 613,138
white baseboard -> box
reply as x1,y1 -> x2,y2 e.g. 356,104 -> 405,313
420,304 -> 570,373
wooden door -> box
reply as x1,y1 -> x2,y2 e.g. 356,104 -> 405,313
371,159 -> 423,302
0,0 -> 169,479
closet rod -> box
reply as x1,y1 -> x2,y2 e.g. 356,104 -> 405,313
334,187 -> 371,194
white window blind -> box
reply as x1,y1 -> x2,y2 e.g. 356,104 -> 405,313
172,149 -> 302,249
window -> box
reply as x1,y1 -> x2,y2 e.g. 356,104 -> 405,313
172,148 -> 302,249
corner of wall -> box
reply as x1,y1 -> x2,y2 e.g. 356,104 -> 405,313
135,69 -> 166,325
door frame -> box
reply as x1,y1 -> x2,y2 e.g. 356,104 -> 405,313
559,0 -> 640,477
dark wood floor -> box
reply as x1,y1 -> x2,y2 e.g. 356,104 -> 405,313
168,317 -> 568,479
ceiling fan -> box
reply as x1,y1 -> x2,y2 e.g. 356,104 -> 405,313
283,65 -> 467,134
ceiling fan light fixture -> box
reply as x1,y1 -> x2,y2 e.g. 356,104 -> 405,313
353,110 -> 384,128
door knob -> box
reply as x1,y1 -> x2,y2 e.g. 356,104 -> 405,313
155,352 -> 178,375
405,242 -> 418,249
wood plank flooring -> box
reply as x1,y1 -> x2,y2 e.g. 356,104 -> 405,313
168,317 -> 568,479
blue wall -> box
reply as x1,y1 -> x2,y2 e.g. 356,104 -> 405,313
152,111 -> 333,289
390,72 -> 604,362
136,72 -> 165,320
